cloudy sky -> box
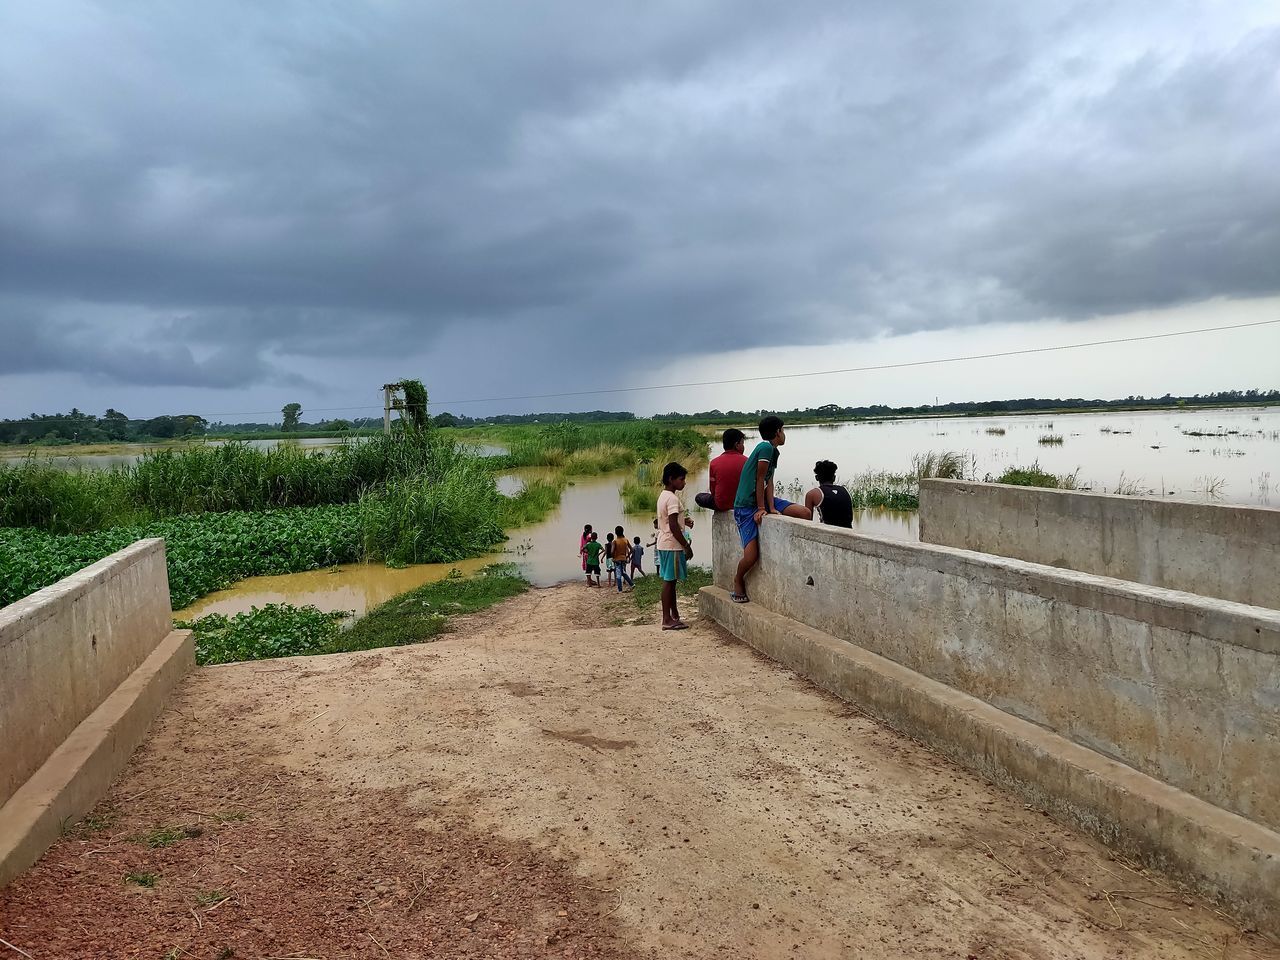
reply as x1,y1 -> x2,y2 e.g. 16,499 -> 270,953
1,0 -> 1278,422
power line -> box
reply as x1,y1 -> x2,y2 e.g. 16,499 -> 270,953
3,317 -> 1278,424
432,316 -> 1280,406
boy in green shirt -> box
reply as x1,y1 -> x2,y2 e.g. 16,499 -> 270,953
731,415 -> 811,602
580,532 -> 603,587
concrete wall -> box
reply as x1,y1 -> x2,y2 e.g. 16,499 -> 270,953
711,513 -> 1280,832
919,479 -> 1280,610
0,539 -> 175,808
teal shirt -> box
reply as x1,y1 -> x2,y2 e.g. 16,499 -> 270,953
734,441 -> 779,509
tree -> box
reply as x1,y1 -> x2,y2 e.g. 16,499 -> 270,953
102,408 -> 130,441
330,419 -> 352,432
282,403 -> 302,432
433,412 -> 459,428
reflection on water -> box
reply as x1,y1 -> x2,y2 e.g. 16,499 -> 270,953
173,554 -> 499,619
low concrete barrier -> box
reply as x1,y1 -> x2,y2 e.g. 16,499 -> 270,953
704,513 -> 1280,929
0,539 -> 193,886
919,479 -> 1280,609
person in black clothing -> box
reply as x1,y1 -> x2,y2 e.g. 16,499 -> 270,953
804,460 -> 853,528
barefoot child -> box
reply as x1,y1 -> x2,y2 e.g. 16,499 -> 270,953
629,536 -> 646,578
732,415 -> 812,603
581,532 -> 603,586
605,532 -> 616,586
579,524 -> 593,574
656,462 -> 695,630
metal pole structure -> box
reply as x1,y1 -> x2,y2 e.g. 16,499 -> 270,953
383,386 -> 392,435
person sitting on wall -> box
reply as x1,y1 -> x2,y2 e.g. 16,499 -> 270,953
695,428 -> 748,511
731,415 -> 812,603
804,460 -> 853,529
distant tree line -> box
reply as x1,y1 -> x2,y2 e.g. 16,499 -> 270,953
3,389 -> 1275,445
431,389 -> 1278,427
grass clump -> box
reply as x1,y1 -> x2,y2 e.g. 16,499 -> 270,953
1037,434 -> 1064,445
627,565 -> 713,622
139,826 -> 187,849
177,604 -> 351,666
194,890 -> 230,907
984,427 -> 1006,436
993,464 -> 1079,489
911,450 -> 971,480
493,422 -> 707,472
337,564 -> 528,653
498,477 -> 566,527
125,871 -> 159,888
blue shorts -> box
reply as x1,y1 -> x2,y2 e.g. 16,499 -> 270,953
734,499 -> 794,548
657,549 -> 687,582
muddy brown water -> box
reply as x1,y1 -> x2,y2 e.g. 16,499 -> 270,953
174,466 -> 917,619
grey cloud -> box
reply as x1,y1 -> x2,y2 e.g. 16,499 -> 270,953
0,0 -> 1277,403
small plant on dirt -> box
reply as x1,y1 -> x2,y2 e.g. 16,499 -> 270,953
211,810 -> 249,823
627,565 -> 713,623
125,871 -> 159,887
140,826 -> 186,848
195,889 -> 230,907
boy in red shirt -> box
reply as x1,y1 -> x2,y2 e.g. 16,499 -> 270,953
695,428 -> 747,511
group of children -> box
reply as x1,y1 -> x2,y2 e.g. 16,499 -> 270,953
577,461 -> 698,631
578,523 -> 649,590
578,414 -> 846,628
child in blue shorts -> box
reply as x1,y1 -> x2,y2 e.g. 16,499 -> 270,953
731,415 -> 811,603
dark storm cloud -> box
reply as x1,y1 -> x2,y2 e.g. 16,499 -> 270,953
0,0 -> 1277,395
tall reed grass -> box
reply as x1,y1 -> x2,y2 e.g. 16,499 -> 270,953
0,434 -> 459,533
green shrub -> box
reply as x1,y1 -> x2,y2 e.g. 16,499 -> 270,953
361,458 -> 506,565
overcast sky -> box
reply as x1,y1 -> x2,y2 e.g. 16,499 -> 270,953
2,1 -> 1278,422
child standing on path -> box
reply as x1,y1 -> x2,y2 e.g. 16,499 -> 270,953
579,524 -> 593,573
580,532 -> 603,586
732,415 -> 812,603
605,533 -> 616,586
611,525 -> 634,592
656,462 -> 695,630
629,536 -> 646,578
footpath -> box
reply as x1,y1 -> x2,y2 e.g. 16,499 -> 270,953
0,584 -> 1275,959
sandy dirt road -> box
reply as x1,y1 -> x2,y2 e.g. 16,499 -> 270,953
1,584 -> 1276,959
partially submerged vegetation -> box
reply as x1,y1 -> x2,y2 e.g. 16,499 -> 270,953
0,422 -> 710,611
176,565 -> 528,665
993,464 -> 1080,489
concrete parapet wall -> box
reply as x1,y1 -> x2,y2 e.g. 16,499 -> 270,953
918,479 -> 1280,609
0,539 -> 176,808
709,512 -> 1280,832
699,586 -> 1280,934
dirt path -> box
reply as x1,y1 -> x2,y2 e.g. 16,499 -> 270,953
2,584 -> 1276,959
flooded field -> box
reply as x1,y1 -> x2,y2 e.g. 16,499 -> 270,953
15,406 -> 1276,615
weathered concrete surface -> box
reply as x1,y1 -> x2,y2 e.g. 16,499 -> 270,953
700,585 -> 1280,935
0,539 -> 175,807
710,512 -> 1280,833
4,586 -> 1274,958
0,627 -> 193,887
919,478 -> 1280,609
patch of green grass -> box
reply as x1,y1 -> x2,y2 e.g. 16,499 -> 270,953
627,564 -> 713,622
993,464 -> 1079,489
211,810 -> 249,823
334,564 -> 528,654
195,890 -> 230,907
176,604 -> 351,666
498,477 -> 565,527
125,871 -> 159,887
139,826 -> 187,849
175,565 -> 529,665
